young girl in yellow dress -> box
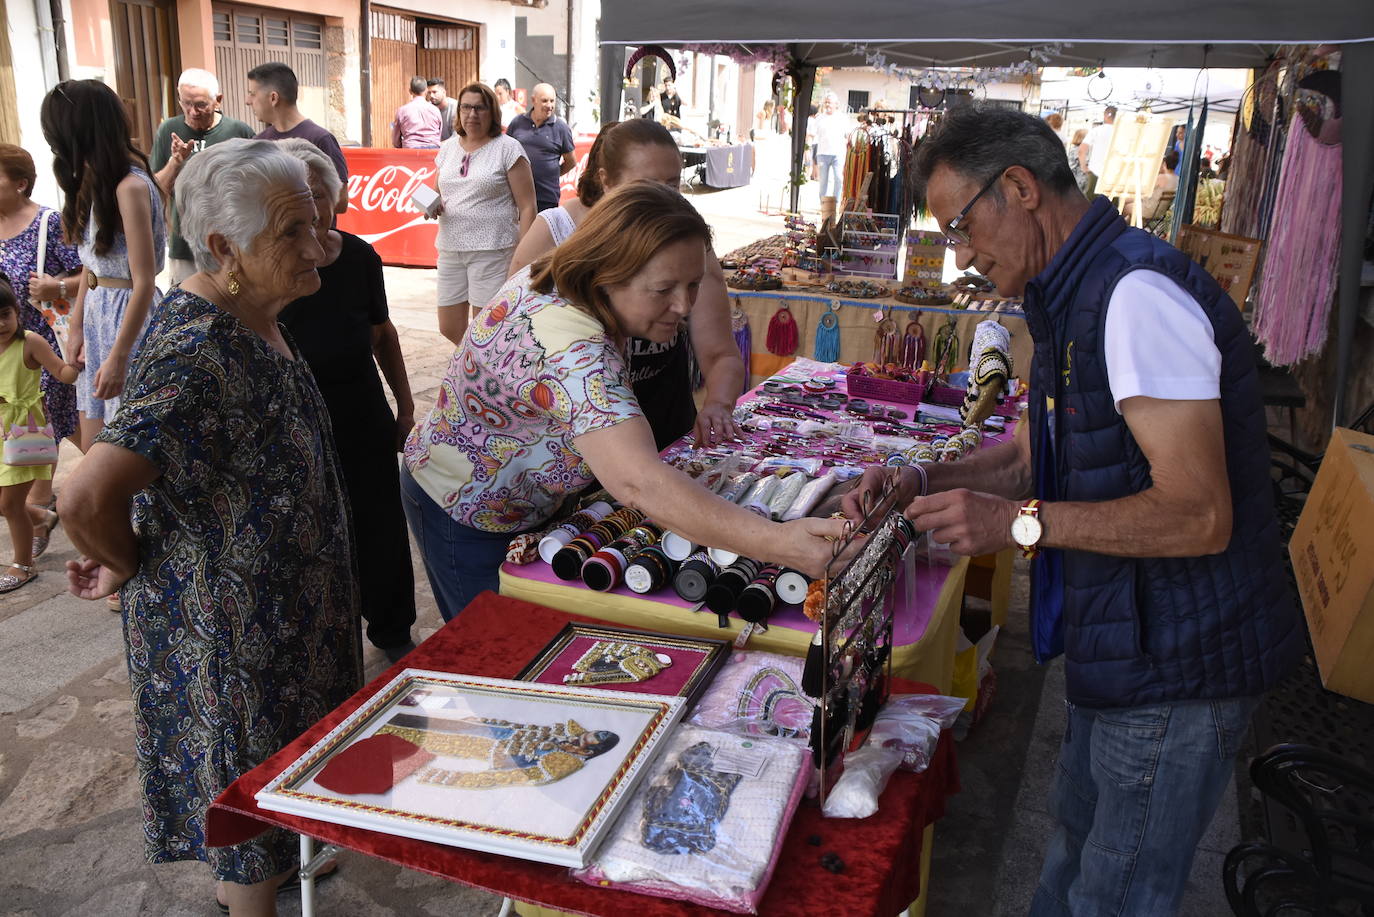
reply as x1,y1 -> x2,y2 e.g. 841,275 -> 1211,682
0,275 -> 79,592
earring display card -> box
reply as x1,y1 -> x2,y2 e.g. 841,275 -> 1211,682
516,624 -> 730,715
255,669 -> 685,867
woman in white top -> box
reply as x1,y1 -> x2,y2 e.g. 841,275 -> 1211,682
508,119 -> 745,451
425,81 -> 536,345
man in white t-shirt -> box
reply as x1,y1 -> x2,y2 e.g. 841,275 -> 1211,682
807,93 -> 850,201
845,106 -> 1298,917
1080,105 -> 1117,195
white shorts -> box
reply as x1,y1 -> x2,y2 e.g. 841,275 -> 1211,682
436,247 -> 514,310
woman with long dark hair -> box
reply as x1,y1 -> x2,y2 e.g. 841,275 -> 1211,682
40,80 -> 164,452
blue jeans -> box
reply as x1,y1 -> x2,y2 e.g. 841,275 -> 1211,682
399,466 -> 511,622
816,153 -> 842,199
1029,695 -> 1260,917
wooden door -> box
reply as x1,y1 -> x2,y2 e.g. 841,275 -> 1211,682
416,22 -> 478,98
109,0 -> 179,153
212,3 -> 327,129
370,9 -> 417,148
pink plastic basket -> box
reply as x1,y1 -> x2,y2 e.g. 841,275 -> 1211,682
845,373 -> 927,406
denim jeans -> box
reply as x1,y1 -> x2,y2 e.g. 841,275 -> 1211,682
399,466 -> 512,622
1029,695 -> 1260,917
816,153 -> 842,199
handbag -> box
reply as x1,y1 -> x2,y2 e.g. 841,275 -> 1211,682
4,409 -> 59,466
33,210 -> 71,332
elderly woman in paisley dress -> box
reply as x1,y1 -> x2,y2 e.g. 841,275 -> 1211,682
403,180 -> 846,621
59,139 -> 362,916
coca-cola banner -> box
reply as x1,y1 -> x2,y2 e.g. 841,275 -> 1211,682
339,136 -> 596,268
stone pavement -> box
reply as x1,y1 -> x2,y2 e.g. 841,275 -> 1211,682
0,177 -> 1240,915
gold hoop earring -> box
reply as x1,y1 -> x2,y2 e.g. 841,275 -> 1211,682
227,270 -> 240,296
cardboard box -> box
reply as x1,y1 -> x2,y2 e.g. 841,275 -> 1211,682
1289,427 -> 1374,702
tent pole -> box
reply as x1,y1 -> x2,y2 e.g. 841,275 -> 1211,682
599,43 -> 625,126
1334,40 -> 1374,428
789,61 -> 817,214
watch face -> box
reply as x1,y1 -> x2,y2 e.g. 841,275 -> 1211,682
1011,514 -> 1043,547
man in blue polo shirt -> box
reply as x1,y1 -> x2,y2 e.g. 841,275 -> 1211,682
505,82 -> 575,212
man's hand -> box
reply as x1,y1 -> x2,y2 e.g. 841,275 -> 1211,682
841,466 -> 915,524
169,134 -> 193,166
904,489 -> 1019,557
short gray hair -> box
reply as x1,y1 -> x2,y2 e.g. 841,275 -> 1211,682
913,105 -> 1079,205
274,138 -> 343,208
177,68 -> 220,97
176,139 -> 310,272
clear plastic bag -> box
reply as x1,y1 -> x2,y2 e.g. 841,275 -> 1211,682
870,693 -> 967,772
821,744 -> 906,818
572,726 -> 809,914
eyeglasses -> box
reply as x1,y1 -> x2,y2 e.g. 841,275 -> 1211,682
459,153 -> 470,178
943,171 -> 1003,247
459,104 -> 488,114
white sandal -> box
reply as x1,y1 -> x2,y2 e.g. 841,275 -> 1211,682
0,562 -> 36,594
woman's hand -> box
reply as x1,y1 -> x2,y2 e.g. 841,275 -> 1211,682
779,515 -> 861,579
67,325 -> 85,370
65,557 -> 130,600
425,197 -> 445,219
395,412 -> 415,452
92,348 -> 129,400
692,400 -> 743,447
27,272 -> 62,303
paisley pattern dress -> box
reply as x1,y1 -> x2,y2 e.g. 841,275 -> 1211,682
404,267 -> 642,533
96,288 -> 363,882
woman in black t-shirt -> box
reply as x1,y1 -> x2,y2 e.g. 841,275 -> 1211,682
277,140 -> 418,656
508,119 -> 744,450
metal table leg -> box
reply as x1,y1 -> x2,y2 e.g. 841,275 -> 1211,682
298,834 -> 341,917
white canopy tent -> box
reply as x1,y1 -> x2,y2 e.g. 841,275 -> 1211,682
596,2 -> 1374,424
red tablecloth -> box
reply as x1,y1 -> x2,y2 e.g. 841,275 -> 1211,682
207,593 -> 959,916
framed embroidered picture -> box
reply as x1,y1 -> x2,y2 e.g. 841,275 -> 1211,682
515,624 -> 730,714
255,670 -> 685,867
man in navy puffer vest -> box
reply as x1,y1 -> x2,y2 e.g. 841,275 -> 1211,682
846,108 -> 1301,916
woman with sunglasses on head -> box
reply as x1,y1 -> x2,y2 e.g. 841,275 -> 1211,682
424,81 -> 536,347
40,80 -> 164,453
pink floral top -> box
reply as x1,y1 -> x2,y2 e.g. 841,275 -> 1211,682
404,268 -> 643,532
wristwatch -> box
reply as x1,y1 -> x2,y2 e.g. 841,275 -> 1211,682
1011,499 -> 1043,559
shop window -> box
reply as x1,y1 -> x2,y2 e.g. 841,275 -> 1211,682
235,13 -> 261,46
293,21 -> 323,50
265,17 -> 289,47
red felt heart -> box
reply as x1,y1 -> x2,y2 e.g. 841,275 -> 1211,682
315,734 -> 436,796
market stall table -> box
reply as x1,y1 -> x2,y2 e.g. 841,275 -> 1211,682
501,363 -> 1022,692
206,593 -> 960,917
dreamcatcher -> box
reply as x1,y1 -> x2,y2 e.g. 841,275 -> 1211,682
813,303 -> 841,362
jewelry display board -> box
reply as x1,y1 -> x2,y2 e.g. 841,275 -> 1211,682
516,624 -> 730,714
810,470 -> 915,804
256,670 -> 685,867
